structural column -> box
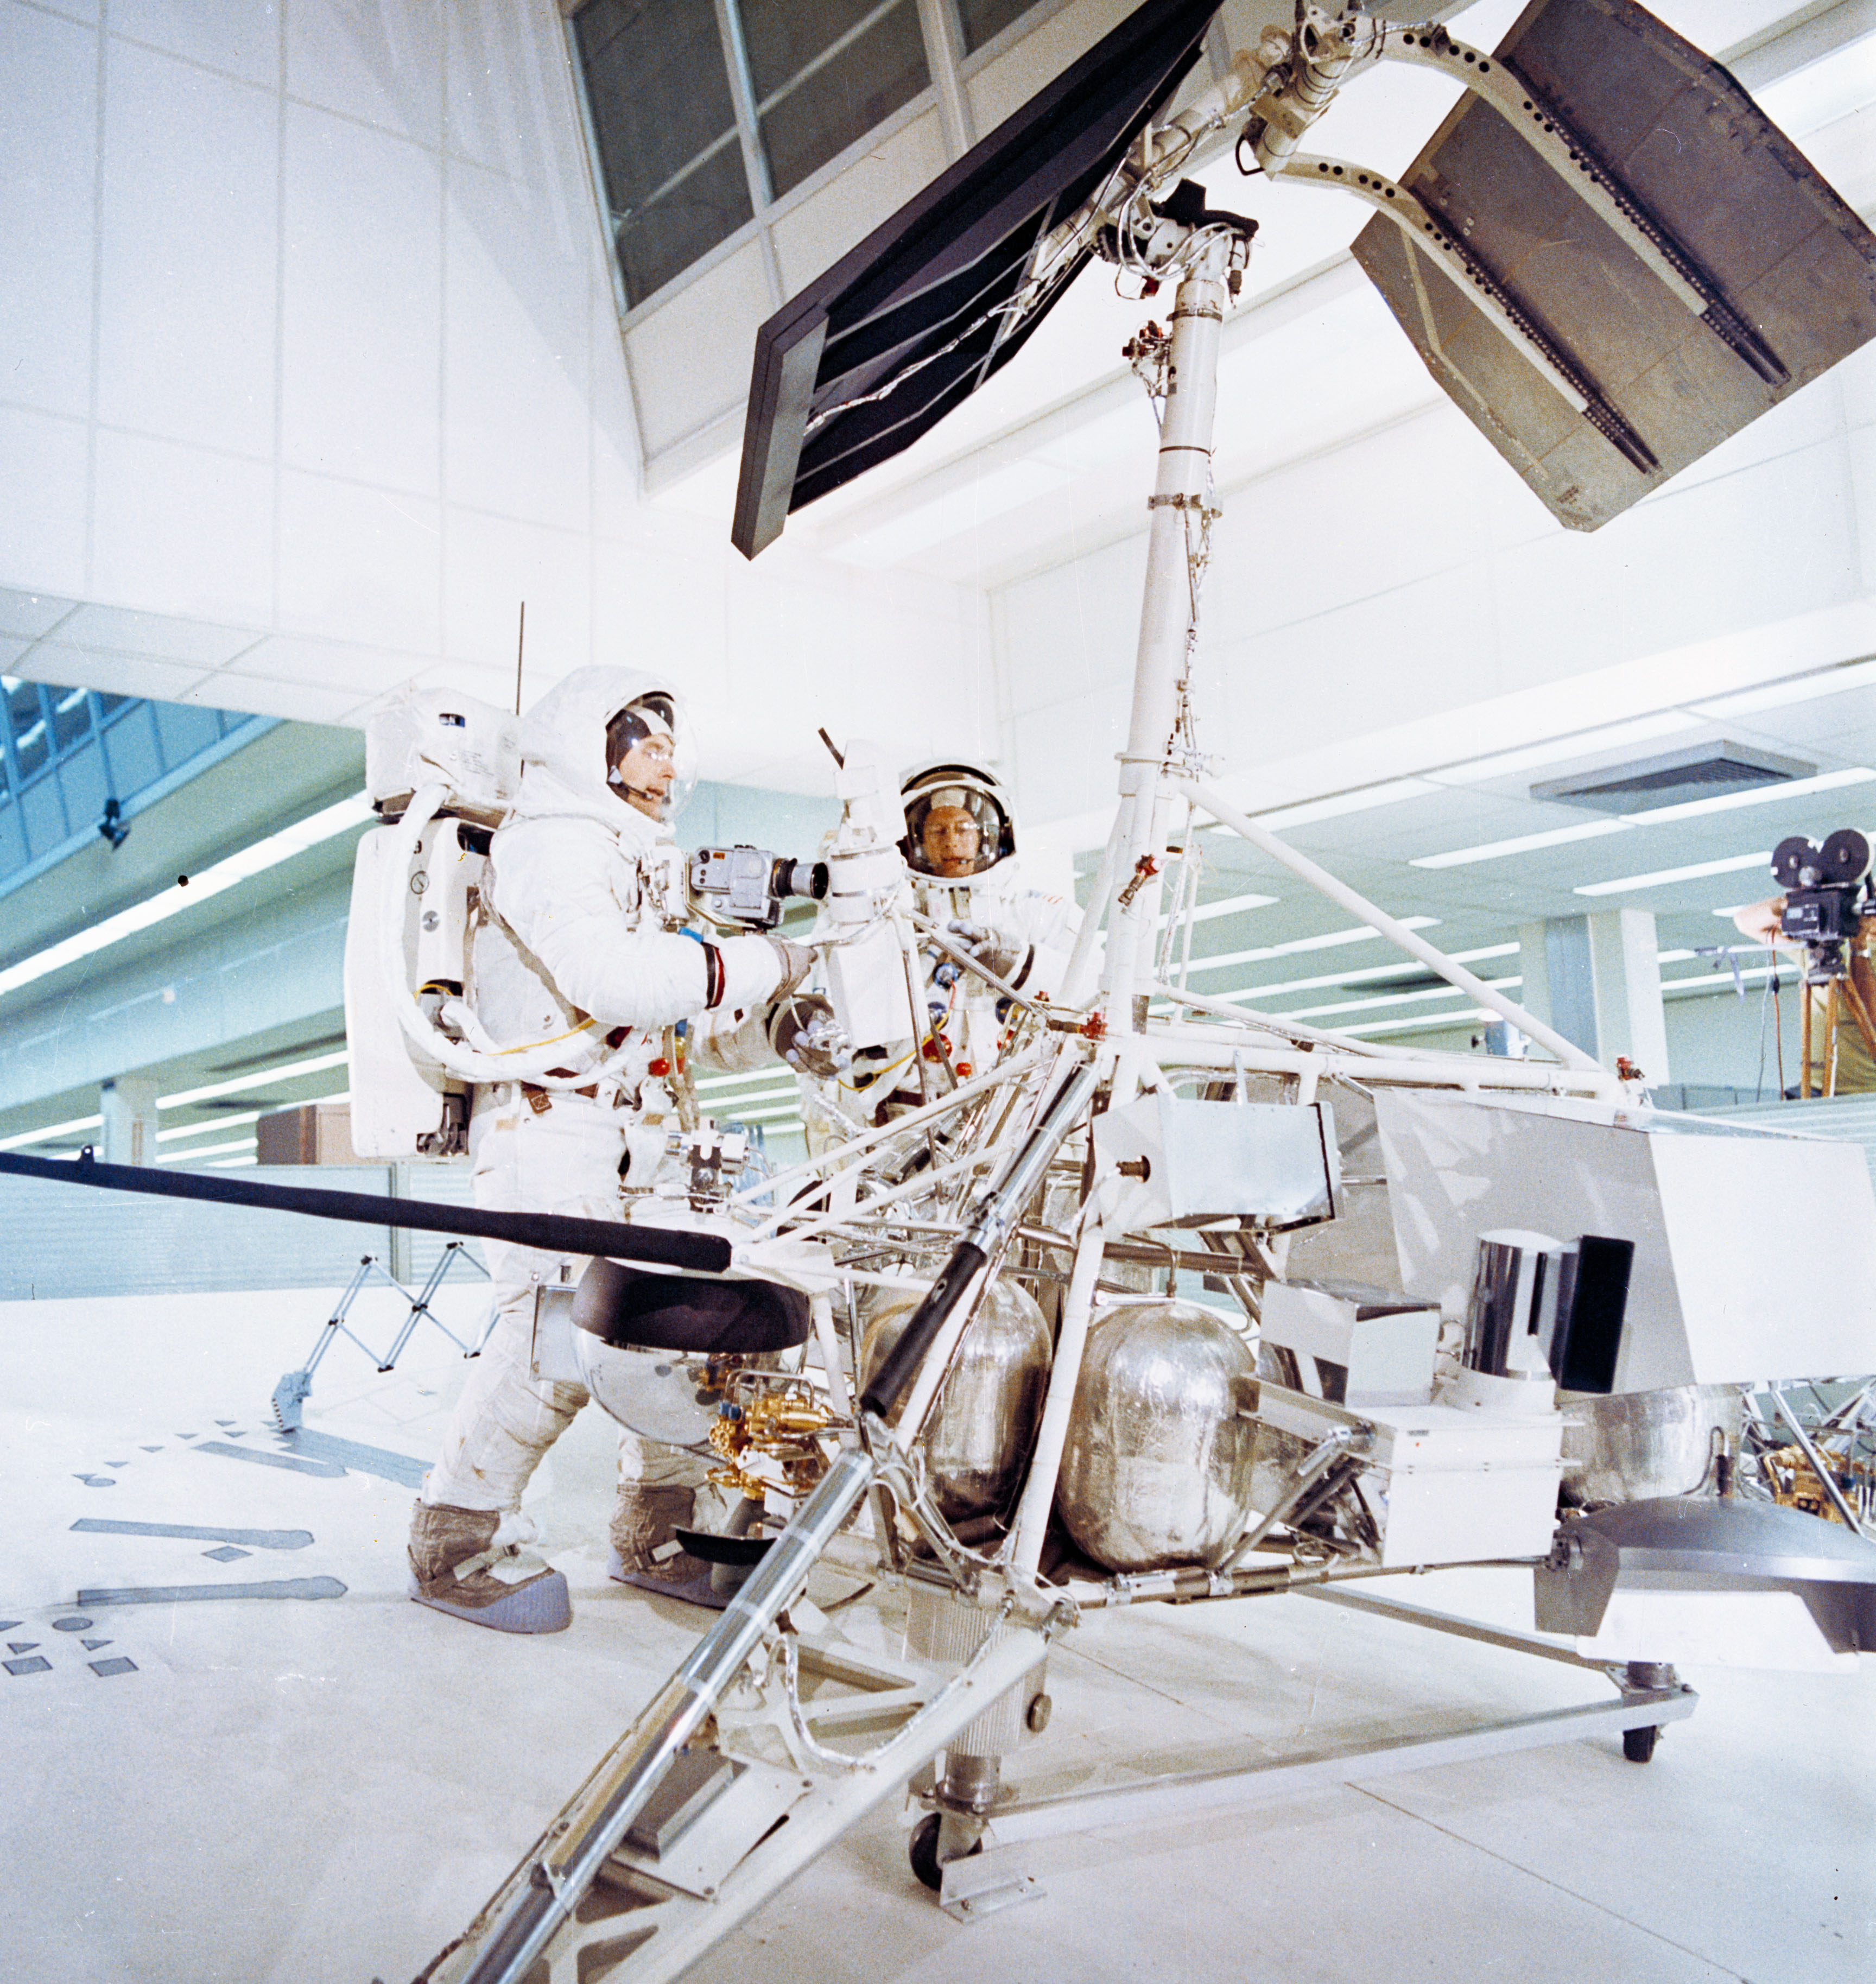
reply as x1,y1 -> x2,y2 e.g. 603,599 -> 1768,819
100,1074 -> 161,1165
1518,911 -> 1669,1081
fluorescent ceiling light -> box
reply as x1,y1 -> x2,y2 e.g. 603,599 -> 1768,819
1433,712 -> 1707,784
156,1110 -> 263,1143
159,1136 -> 258,1164
1692,656 -> 1876,718
1413,818 -> 1630,868
1344,1009 -> 1491,1037
0,1111 -> 104,1152
1415,768 -> 1875,869
1277,975 -> 1520,1023
1250,779 -> 1441,831
1199,942 -> 1518,1005
1575,851 -> 1773,896
159,1048 -> 351,1111
1180,916 -> 1439,976
1163,891 -> 1281,926
1625,765 -> 1876,825
1662,965 -> 1777,993
0,790 -> 373,1004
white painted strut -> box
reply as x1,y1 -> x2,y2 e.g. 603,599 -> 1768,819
1100,236 -> 1231,1037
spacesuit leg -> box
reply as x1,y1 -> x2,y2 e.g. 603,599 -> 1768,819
420,1099 -> 620,1512
409,1099 -> 617,1631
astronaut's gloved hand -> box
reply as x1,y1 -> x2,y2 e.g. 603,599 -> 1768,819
765,936 -> 816,996
946,920 -> 1022,985
768,992 -> 851,1078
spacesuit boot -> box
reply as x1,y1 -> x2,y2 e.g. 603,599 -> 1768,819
407,1501 -> 572,1634
607,1482 -> 722,1607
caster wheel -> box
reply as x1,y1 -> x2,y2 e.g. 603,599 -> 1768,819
908,1812 -> 981,1892
1623,1724 -> 1658,1764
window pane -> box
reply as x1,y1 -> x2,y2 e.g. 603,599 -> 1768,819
620,141 -> 756,303
956,0 -> 1038,56
100,702 -> 163,796
59,737 -> 106,827
574,0 -> 752,306
8,680 -> 48,779
747,0 -> 929,199
154,700 -> 220,766
50,683 -> 92,752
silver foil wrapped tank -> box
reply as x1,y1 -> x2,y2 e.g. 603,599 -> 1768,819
861,1275 -> 1051,1520
1560,1384 -> 1742,1505
1057,1301 -> 1259,1573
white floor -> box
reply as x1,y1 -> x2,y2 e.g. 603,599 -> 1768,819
2,1288 -> 1871,1984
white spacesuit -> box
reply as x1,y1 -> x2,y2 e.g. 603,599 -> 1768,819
790,763 -> 1073,1145
407,667 -> 806,1634
900,762 -> 1075,1077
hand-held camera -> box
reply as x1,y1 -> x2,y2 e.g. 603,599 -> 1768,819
688,845 -> 828,930
1773,829 -> 1874,978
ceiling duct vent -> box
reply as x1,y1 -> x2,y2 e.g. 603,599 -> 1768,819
1531,743 -> 1815,814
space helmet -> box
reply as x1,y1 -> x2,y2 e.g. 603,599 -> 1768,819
899,760 -> 1016,880
604,688 -> 696,824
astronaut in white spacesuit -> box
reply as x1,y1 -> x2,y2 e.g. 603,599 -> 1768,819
791,763 -> 1074,1146
900,761 -> 1075,1076
407,667 -> 808,1633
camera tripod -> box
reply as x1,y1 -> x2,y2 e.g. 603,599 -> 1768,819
1799,947 -> 1876,1098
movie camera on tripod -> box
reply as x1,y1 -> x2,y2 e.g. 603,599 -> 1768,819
1772,829 -> 1876,979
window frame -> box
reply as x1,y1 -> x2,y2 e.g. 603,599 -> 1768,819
564,0 -> 1086,328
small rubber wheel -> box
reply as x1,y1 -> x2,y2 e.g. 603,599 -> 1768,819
908,1812 -> 982,1892
908,1814 -> 946,1891
1623,1724 -> 1658,1764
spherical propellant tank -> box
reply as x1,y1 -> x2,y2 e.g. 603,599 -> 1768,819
861,1275 -> 1051,1520
1057,1301 -> 1259,1573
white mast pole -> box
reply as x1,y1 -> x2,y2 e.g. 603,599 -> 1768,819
1098,233 -> 1229,1056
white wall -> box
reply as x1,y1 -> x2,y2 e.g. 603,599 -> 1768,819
997,330 -> 1876,845
0,0 -> 993,793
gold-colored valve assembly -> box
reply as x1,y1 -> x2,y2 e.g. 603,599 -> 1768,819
706,1372 -> 839,1501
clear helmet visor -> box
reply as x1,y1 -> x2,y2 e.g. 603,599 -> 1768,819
606,693 -> 696,824
904,781 -> 1012,878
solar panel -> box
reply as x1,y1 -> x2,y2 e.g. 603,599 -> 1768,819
1348,0 -> 1876,531
731,0 -> 1221,559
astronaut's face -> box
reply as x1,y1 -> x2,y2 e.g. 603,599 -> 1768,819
613,732 -> 676,821
921,804 -> 981,878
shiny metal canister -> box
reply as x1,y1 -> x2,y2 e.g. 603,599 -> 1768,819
1560,1383 -> 1743,1505
861,1275 -> 1051,1520
1057,1300 -> 1259,1573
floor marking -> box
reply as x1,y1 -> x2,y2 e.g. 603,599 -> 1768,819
193,1441 -> 345,1479
8,1641 -> 40,1653
71,1519 -> 315,1551
4,1656 -> 52,1676
81,1638 -> 112,1651
74,1474 -> 117,1487
90,1657 -> 136,1677
274,1429 -> 429,1488
140,1445 -> 163,1453
52,1617 -> 93,1631
77,1576 -> 348,1607
203,1546 -> 251,1563
0,1621 -> 18,1631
